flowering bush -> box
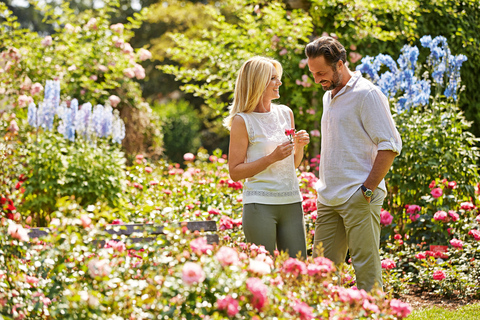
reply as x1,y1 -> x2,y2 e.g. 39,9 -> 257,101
0,200 -> 412,319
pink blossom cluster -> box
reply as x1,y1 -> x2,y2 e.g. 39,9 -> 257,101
7,222 -> 29,242
217,295 -> 239,317
296,74 -> 312,88
182,262 -> 205,285
246,277 -> 269,310
282,258 -> 308,277
190,237 -> 213,255
381,258 -> 396,270
380,208 -> 393,226
302,198 -> 317,213
406,204 -> 422,221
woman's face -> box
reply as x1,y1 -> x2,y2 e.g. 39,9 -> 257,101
263,65 -> 282,101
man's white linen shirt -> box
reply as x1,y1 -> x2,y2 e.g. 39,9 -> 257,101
315,71 -> 402,206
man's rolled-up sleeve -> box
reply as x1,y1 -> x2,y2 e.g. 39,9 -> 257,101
361,88 -> 402,156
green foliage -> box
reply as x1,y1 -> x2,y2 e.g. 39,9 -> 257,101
0,0 -> 149,110
152,99 -> 201,165
308,0 -> 480,135
159,0 -> 318,154
415,0 -> 480,136
387,102 -> 479,224
21,130 -> 127,224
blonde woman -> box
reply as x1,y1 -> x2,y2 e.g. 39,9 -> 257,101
225,56 -> 309,258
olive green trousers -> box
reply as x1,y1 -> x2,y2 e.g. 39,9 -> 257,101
313,187 -> 385,292
243,202 -> 307,259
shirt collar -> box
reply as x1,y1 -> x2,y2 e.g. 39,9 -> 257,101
330,71 -> 362,99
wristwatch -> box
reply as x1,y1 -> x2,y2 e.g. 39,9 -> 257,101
361,185 -> 373,197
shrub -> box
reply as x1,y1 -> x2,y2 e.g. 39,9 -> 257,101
356,36 -> 479,237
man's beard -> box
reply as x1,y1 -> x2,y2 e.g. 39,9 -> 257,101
321,69 -> 342,91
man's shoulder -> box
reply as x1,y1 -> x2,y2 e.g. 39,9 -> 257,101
354,76 -> 384,98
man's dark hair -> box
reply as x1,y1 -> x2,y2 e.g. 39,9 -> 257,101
305,36 -> 347,70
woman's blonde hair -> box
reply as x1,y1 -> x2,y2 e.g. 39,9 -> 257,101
223,56 -> 283,129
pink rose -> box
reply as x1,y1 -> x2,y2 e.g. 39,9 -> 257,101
450,238 -> 463,248
30,83 -> 43,95
108,95 -> 121,107
310,129 -> 320,137
217,295 -> 239,317
190,237 -> 213,255
380,209 -> 393,226
215,246 -> 239,266
349,52 -> 362,63
415,252 -> 426,259
432,269 -> 446,281
87,259 -> 111,278
460,202 -> 476,211
41,36 -> 53,47
80,214 -> 92,228
25,276 -> 39,285
182,262 -> 205,285
447,181 -> 457,189
279,48 -> 288,56
85,18 -> 97,30
208,208 -> 221,215
292,300 -> 314,320
7,222 -> 29,242
406,204 -> 421,214
110,23 -> 124,33
8,120 -> 19,133
219,215 -> 234,230
298,58 -> 308,69
145,167 -> 153,173
133,64 -> 145,79
468,229 -> 480,240
431,188 -> 443,198
138,48 -> 152,61
122,43 -> 134,54
183,153 -> 195,161
18,95 -> 33,108
381,258 -> 396,269
123,68 -> 135,78
433,210 -> 447,221
390,299 -> 412,318
246,277 -> 268,310
448,210 -> 459,222
282,258 -> 307,277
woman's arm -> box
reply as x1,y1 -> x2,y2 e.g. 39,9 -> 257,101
228,115 -> 294,182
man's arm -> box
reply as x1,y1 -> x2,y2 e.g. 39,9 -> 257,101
362,150 -> 397,201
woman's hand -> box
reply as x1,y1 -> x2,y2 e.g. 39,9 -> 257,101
269,141 -> 294,162
294,130 -> 310,148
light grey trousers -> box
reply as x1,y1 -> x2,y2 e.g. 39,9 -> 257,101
243,202 -> 307,259
313,187 -> 384,292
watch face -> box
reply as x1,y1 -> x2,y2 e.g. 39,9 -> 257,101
365,190 -> 373,197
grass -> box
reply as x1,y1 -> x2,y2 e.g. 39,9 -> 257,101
406,303 -> 480,320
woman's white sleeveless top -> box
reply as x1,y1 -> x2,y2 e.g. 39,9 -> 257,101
237,104 -> 302,205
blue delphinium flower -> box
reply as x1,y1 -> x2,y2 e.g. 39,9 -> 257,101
376,54 -> 398,74
355,56 -> 379,81
76,102 -> 92,137
112,110 -> 126,144
64,99 -> 78,142
377,71 -> 398,99
397,45 -> 419,72
412,79 -> 431,106
419,35 -> 432,48
444,54 -> 468,101
92,104 -> 105,138
28,102 -> 38,128
99,105 -> 113,138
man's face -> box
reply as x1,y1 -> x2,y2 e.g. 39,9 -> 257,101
307,56 -> 342,91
